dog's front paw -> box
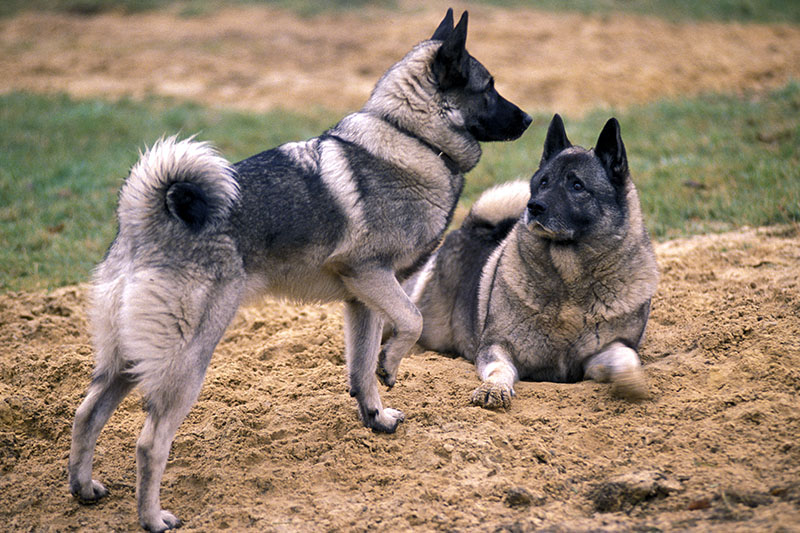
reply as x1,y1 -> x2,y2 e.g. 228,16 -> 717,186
376,349 -> 397,388
71,479 -> 109,504
471,381 -> 514,409
363,407 -> 405,434
141,510 -> 182,532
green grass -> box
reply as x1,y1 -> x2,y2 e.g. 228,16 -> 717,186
478,82 -> 800,239
611,84 -> 800,238
1,83 -> 799,292
0,93 -> 336,291
1,0 -> 798,22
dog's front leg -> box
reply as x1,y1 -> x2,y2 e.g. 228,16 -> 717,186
343,299 -> 404,433
342,268 -> 423,389
471,343 -> 518,409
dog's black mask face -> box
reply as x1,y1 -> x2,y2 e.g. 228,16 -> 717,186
525,114 -> 629,243
431,9 -> 531,142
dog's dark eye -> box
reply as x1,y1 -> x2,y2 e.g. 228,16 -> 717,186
540,177 -> 548,187
572,180 -> 584,192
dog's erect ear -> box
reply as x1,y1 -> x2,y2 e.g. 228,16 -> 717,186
541,114 -> 572,165
433,11 -> 469,89
595,117 -> 629,186
431,8 -> 454,41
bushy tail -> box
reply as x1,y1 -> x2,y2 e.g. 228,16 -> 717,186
461,180 -> 529,238
117,135 -> 238,237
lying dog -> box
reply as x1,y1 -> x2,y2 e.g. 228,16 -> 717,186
68,9 -> 530,531
405,114 -> 658,408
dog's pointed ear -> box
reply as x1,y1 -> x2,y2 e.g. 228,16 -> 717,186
431,8 -> 454,41
541,114 -> 572,165
433,10 -> 469,89
595,117 -> 629,186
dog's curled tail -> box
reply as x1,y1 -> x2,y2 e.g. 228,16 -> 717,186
118,135 -> 238,235
462,180 -> 529,236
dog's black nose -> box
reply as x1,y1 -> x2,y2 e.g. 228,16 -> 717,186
527,200 -> 546,216
521,113 -> 533,129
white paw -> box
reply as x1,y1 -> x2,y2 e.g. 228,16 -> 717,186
141,510 -> 182,532
366,407 -> 405,433
72,479 -> 109,504
611,367 -> 649,401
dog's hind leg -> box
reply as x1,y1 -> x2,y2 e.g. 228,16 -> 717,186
69,368 -> 136,503
343,299 -> 405,433
584,342 -> 648,400
132,279 -> 243,532
70,274 -> 135,504
135,374 -> 206,532
342,268 -> 422,390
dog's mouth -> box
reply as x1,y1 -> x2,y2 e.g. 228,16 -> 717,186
529,220 -> 575,243
469,110 -> 532,142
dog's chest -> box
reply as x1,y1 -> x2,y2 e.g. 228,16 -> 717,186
499,251 -> 618,364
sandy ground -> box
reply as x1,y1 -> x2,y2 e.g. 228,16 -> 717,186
1,3 -> 800,532
1,226 -> 799,532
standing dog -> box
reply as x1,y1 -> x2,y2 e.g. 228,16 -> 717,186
68,9 -> 531,532
404,114 -> 658,409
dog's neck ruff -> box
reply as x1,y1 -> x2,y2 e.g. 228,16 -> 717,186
374,114 -> 461,175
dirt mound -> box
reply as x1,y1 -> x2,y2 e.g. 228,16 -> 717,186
1,4 -> 799,114
1,226 -> 798,531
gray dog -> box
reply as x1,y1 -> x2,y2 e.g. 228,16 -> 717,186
404,114 -> 658,409
68,9 -> 531,532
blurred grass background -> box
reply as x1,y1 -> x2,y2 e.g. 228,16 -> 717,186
2,0 -> 800,22
0,0 -> 799,291
2,84 -> 798,291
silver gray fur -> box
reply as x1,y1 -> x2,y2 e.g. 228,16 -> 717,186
405,114 -> 658,409
68,9 -> 530,532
